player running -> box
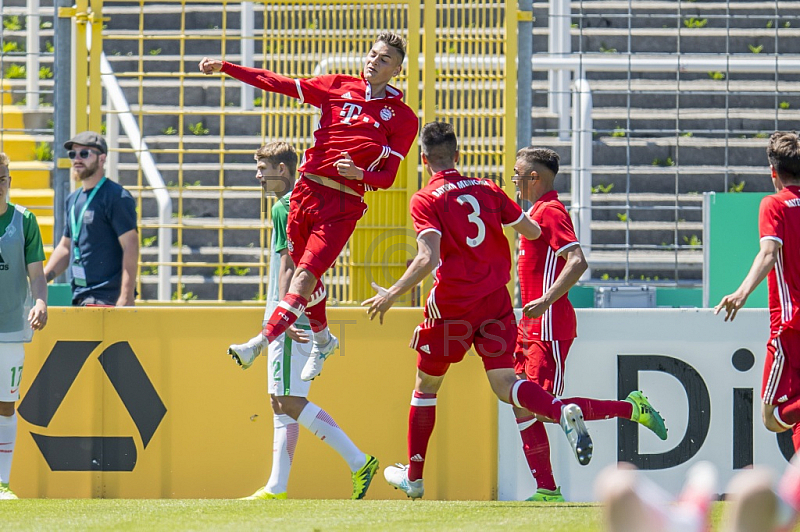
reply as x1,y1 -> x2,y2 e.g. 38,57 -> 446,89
511,147 -> 667,502
363,122 -> 593,499
230,143 -> 378,500
716,131 -> 800,451
201,32 -> 418,380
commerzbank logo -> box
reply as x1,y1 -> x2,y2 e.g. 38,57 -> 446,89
17,341 -> 167,472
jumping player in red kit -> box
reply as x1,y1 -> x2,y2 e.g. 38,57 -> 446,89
511,147 -> 667,502
362,122 -> 594,499
716,131 -> 800,451
201,32 -> 418,381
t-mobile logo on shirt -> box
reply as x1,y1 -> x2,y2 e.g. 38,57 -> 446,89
340,102 -> 363,124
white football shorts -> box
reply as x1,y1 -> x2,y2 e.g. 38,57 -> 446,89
0,343 -> 25,402
268,327 -> 314,398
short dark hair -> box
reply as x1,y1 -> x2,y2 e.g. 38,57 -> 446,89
767,131 -> 800,182
516,147 -> 560,176
420,122 -> 458,167
375,31 -> 406,64
255,141 -> 298,177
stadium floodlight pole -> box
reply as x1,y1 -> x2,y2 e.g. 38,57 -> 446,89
517,0 -> 533,152
52,0 -> 73,283
571,78 -> 593,280
26,0 -> 40,111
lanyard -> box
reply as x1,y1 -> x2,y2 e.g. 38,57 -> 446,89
70,176 -> 106,261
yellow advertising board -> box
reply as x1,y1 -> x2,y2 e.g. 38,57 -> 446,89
12,307 -> 498,500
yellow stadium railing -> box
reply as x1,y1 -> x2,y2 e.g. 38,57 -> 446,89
71,0 -> 516,304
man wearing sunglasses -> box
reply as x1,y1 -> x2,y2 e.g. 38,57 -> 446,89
44,131 -> 138,306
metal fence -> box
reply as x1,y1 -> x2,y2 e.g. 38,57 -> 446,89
60,0 -> 516,304
533,0 -> 800,286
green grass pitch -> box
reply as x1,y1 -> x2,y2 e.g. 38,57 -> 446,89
0,499 -> 740,531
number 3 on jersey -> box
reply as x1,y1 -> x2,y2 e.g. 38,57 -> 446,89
457,194 -> 486,247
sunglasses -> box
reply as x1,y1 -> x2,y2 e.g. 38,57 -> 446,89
68,149 -> 100,160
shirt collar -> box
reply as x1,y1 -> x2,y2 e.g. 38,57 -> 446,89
361,73 -> 404,102
429,168 -> 461,182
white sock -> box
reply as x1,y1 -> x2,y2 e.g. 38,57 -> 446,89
313,327 -> 331,346
297,402 -> 366,472
265,414 -> 298,494
0,413 -> 17,484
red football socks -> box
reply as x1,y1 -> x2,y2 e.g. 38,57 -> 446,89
305,280 -> 328,333
516,416 -> 557,491
510,381 -> 563,421
408,391 -> 437,482
261,293 -> 307,342
561,397 -> 633,421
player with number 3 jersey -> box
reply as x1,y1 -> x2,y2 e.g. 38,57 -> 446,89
363,122 -> 595,499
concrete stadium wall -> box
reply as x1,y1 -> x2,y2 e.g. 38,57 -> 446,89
12,307 -> 497,500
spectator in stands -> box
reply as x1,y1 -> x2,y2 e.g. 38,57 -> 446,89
0,152 -> 48,499
44,131 -> 139,306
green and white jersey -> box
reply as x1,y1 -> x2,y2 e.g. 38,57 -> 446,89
264,190 -> 309,328
0,203 -> 44,342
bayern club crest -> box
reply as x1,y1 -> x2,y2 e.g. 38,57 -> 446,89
380,107 -> 395,121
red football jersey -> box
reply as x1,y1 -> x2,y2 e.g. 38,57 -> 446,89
518,190 -> 579,341
220,63 -> 418,196
410,168 -> 524,315
759,185 -> 800,334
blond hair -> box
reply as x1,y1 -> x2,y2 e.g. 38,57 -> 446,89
0,152 -> 9,166
254,142 -> 298,177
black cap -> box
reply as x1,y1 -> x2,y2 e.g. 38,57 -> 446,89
64,131 -> 107,154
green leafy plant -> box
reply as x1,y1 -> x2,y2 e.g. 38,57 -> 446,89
652,157 -> 675,167
38,66 -> 53,80
600,273 -> 610,281
611,127 -> 626,138
188,121 -> 209,136
591,183 -> 614,194
253,96 -> 263,106
683,17 -> 708,28
141,266 -> 158,276
3,16 -> 22,31
33,142 -> 53,162
214,266 -> 232,276
40,20 -> 53,29
46,119 -> 54,130
4,64 -> 25,79
142,235 -> 158,247
681,131 -> 694,138
754,132 -> 770,139
767,20 -> 774,28
729,180 -> 746,193
780,101 -> 791,110
100,121 -> 107,135
616,212 -> 628,222
785,21 -> 792,28
748,44 -> 764,54
252,293 -> 267,301
149,48 -> 162,56
234,267 -> 251,276
2,41 -> 21,54
172,284 -> 198,301
683,235 -> 702,247
44,41 -> 54,53
599,42 -> 617,53
162,126 -> 177,135
708,71 -> 725,81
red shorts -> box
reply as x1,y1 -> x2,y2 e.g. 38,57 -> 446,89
287,177 -> 368,279
514,322 -> 574,396
410,286 -> 517,377
762,328 -> 800,405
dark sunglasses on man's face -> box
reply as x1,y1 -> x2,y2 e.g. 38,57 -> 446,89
68,149 -> 99,160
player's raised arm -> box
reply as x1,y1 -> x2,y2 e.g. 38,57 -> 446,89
198,57 -> 224,74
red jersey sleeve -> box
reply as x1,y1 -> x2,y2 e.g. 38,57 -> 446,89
361,109 -> 419,190
220,63 -> 335,109
493,183 -> 524,226
410,191 -> 442,237
541,203 -> 579,252
759,195 -> 784,243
